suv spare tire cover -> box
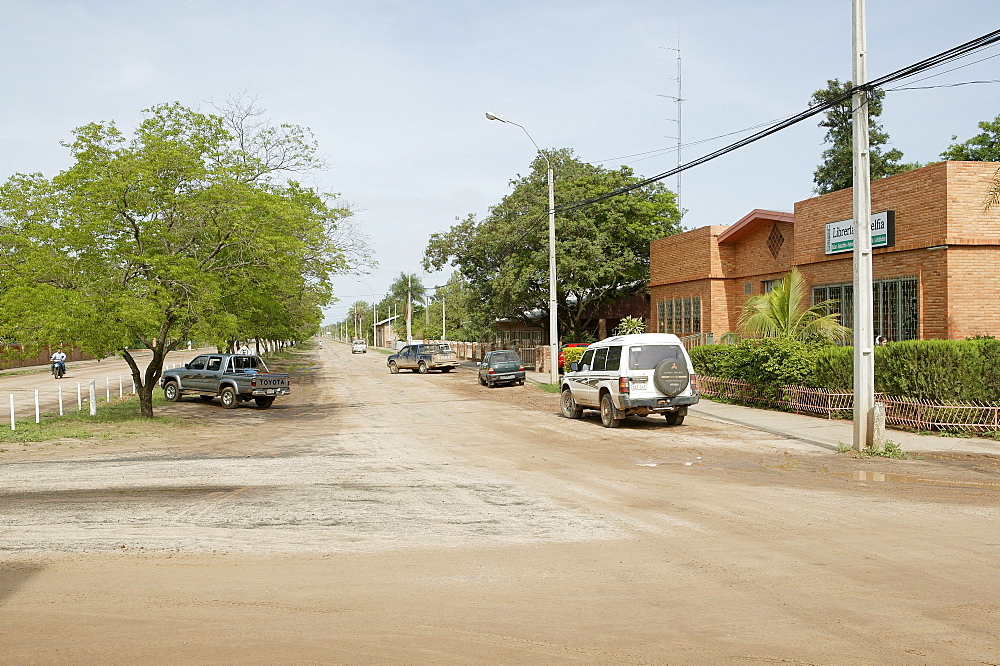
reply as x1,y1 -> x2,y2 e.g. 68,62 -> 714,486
653,357 -> 690,396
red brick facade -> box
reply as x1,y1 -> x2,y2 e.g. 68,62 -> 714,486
649,161 -> 1000,340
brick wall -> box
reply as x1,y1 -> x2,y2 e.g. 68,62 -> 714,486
649,161 -> 1000,341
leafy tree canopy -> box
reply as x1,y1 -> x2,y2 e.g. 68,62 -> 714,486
941,114 -> 1000,162
811,79 -> 918,194
423,149 -> 681,340
0,100 -> 361,416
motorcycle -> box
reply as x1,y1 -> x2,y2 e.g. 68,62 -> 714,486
51,361 -> 65,379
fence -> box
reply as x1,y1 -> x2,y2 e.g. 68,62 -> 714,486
2,362 -> 191,431
695,374 -> 1000,434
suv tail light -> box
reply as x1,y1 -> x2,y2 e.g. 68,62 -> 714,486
690,374 -> 698,392
618,377 -> 629,394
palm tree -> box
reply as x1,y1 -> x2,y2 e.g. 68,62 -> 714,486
388,272 -> 426,341
738,267 -> 850,343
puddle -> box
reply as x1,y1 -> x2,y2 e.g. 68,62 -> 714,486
838,470 -> 1000,490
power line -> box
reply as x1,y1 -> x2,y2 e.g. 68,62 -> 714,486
554,28 -> 1000,214
891,79 -> 1000,91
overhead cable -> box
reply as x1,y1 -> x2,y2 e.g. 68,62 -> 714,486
554,29 -> 1000,214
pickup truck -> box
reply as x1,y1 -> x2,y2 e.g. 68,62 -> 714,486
160,353 -> 290,409
387,343 -> 459,374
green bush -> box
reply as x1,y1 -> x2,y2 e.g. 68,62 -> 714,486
689,344 -> 734,377
722,338 -> 819,388
561,346 -> 586,367
812,338 -> 1000,402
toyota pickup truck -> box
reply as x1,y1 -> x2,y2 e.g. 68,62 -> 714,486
160,353 -> 290,409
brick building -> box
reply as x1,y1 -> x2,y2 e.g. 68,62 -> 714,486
649,161 -> 1000,342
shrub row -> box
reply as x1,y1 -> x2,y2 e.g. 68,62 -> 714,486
690,338 -> 1000,403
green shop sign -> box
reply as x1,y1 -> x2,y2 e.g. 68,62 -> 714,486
825,210 -> 895,255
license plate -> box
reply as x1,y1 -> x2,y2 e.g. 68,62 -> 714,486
497,374 -> 513,379
632,381 -> 647,390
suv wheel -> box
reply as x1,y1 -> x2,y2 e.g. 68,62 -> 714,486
417,361 -> 428,374
220,386 -> 239,409
561,389 -> 582,419
163,381 -> 181,402
600,394 -> 622,428
389,361 -> 399,374
664,411 -> 685,426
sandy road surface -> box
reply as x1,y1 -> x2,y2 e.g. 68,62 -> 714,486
1,343 -> 999,664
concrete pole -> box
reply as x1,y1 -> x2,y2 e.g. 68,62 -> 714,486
852,0 -> 876,452
547,166 -> 559,385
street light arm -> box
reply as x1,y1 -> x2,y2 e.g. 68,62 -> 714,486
485,112 -> 551,171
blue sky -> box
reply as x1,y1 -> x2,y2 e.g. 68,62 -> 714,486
2,1 -> 997,324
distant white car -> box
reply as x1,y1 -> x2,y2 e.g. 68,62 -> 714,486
351,340 -> 368,354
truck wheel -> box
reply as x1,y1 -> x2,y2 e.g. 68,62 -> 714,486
389,362 -> 399,374
163,382 -> 181,402
561,389 -> 583,419
199,395 -> 214,402
664,411 -> 685,426
440,367 -> 452,373
254,397 -> 275,409
600,394 -> 622,428
417,361 -> 428,374
220,386 -> 239,409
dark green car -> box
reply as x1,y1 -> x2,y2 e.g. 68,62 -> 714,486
478,350 -> 525,388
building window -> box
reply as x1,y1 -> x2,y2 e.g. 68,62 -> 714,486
656,296 -> 702,335
744,282 -> 753,295
762,278 -> 783,293
813,276 -> 918,341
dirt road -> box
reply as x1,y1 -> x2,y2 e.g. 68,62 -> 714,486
1,343 -> 999,664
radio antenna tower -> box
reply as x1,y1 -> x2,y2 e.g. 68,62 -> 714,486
660,34 -> 683,215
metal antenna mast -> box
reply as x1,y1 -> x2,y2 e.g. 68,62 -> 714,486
660,37 -> 683,214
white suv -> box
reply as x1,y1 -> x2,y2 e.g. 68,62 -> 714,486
560,333 -> 699,428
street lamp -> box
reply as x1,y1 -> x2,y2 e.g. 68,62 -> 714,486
486,112 -> 559,385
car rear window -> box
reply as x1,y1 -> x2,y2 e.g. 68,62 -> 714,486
420,344 -> 447,354
492,351 -> 520,363
628,345 -> 683,370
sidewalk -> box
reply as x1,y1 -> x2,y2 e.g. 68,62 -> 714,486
524,371 -> 1000,455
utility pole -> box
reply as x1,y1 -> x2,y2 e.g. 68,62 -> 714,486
852,0 -> 879,452
406,273 -> 413,343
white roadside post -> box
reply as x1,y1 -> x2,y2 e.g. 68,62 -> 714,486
34,390 -> 40,424
89,380 -> 97,416
77,382 -> 82,411
59,385 -> 64,416
9,394 -> 14,431
106,377 -> 110,402
119,375 -> 123,399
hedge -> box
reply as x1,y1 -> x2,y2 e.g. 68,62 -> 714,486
692,337 -> 1000,403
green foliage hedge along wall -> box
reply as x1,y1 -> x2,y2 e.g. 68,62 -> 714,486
691,338 -> 1000,403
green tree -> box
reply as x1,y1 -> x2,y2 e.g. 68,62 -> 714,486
423,149 -> 681,340
941,114 -> 1000,161
738,267 -> 850,343
811,79 -> 918,194
0,101 -> 356,417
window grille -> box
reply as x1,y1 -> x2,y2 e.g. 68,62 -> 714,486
812,276 -> 917,341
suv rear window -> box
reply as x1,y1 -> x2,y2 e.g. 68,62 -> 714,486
628,345 -> 683,370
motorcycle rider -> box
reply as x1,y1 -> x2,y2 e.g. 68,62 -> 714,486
50,347 -> 67,377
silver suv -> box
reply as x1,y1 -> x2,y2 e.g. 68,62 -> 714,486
559,333 -> 699,428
